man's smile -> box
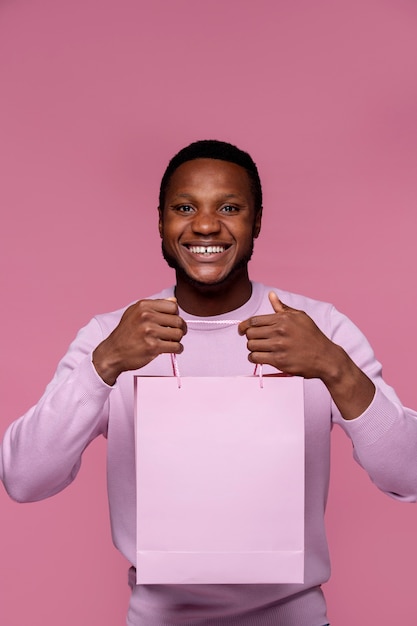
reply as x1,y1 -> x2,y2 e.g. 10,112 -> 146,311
184,244 -> 229,256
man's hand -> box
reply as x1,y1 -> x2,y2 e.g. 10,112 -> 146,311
238,291 -> 375,420
93,297 -> 187,386
238,291 -> 341,380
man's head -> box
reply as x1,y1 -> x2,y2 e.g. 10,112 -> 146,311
159,139 -> 263,217
158,140 -> 263,312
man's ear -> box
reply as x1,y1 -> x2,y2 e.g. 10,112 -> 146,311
253,208 -> 262,238
158,207 -> 163,238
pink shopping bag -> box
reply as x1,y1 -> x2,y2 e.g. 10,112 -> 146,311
134,373 -> 305,584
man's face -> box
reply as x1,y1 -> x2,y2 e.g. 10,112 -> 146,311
159,158 -> 261,289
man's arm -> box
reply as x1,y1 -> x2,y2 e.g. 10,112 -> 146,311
1,298 -> 187,502
239,290 -> 417,500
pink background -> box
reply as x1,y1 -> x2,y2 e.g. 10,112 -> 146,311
1,1 -> 416,624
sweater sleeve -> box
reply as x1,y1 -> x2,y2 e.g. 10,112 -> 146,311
329,306 -> 417,502
0,317 -> 113,503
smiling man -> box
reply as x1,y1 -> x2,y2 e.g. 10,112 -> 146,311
2,140 -> 417,626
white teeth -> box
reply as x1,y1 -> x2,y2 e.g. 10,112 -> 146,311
189,245 -> 225,254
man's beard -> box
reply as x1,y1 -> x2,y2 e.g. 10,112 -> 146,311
161,241 -> 254,290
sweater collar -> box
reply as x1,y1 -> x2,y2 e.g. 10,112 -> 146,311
177,282 -> 264,331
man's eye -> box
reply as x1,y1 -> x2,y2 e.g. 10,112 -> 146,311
176,205 -> 194,213
221,205 -> 239,213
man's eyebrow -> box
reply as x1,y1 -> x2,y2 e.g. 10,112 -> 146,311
222,193 -> 243,200
170,192 -> 245,201
170,193 -> 194,200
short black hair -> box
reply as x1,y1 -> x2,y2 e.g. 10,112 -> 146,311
159,139 -> 262,213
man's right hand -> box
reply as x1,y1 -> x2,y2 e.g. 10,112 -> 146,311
92,297 -> 187,385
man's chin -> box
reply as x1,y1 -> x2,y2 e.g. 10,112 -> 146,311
162,246 -> 252,291
172,266 -> 232,291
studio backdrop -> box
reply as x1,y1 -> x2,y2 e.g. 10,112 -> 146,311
0,1 -> 416,625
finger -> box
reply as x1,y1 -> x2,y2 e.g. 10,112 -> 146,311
155,312 -> 187,334
238,319 -> 249,335
156,297 -> 179,314
239,293 -> 291,335
238,312 -> 279,336
247,351 -> 266,365
159,340 -> 184,355
268,291 -> 287,313
136,298 -> 186,333
247,351 -> 278,366
244,316 -> 283,338
246,337 -> 277,353
153,325 -> 185,342
133,298 -> 178,316
163,298 -> 188,334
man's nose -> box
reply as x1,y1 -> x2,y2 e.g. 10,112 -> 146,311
191,209 -> 221,234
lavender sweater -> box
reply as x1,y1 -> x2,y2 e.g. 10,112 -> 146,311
2,282 -> 417,626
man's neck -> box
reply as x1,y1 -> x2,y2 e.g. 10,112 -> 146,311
174,272 -> 253,317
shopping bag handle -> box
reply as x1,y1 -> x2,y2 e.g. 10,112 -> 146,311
170,319 -> 263,389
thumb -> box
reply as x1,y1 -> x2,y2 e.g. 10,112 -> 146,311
268,291 -> 287,313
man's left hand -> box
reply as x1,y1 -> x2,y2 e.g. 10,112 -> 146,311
238,291 -> 375,420
238,291 -> 340,381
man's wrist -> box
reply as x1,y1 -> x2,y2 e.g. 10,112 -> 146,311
92,343 -> 120,386
321,345 -> 375,420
